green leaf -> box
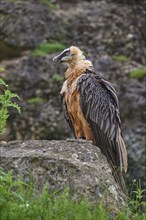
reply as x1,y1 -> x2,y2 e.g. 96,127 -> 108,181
0,78 -> 7,87
6,102 -> 21,114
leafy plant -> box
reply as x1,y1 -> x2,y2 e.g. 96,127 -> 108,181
32,42 -> 66,57
113,55 -> 129,62
130,180 -> 146,214
129,68 -> 146,79
0,77 -> 20,135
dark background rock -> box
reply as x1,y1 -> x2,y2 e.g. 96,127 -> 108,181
0,140 -> 127,211
0,0 -> 146,198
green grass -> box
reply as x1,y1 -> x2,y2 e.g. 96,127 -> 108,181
32,42 -> 66,57
113,55 -> 129,62
27,97 -> 45,105
0,168 -> 146,220
129,68 -> 146,79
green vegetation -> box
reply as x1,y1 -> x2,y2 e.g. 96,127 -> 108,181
130,180 -> 146,214
32,42 -> 66,57
0,67 -> 5,71
0,76 -> 20,135
27,97 -> 45,105
52,74 -> 64,82
113,55 -> 129,62
129,68 -> 146,79
0,168 -> 146,220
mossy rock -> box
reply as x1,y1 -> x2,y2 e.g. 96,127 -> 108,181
113,55 -> 129,62
32,43 -> 66,57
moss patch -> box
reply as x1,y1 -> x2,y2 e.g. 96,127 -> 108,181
52,74 -> 64,82
113,55 -> 129,62
27,97 -> 45,105
32,42 -> 66,57
129,68 -> 146,79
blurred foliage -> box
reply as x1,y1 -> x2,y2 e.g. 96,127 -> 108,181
32,42 -> 66,57
129,68 -> 146,79
113,55 -> 129,62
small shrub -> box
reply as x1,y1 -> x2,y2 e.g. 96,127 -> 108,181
0,76 -> 20,135
130,180 -> 146,214
32,42 -> 66,57
113,55 -> 129,62
129,68 -> 146,79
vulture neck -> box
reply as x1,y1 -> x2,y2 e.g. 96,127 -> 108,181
65,57 -> 93,80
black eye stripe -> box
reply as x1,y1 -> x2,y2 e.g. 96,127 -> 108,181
64,48 -> 70,54
61,49 -> 70,56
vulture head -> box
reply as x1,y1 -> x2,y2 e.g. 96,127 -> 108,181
53,46 -> 86,65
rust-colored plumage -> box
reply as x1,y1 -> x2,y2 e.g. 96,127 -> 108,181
53,46 -> 128,193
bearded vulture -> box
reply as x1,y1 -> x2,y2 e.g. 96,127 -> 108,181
53,46 -> 128,193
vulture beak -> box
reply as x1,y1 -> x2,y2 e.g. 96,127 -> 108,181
53,54 -> 62,62
53,48 -> 72,63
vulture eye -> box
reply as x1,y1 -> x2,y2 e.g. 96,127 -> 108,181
65,50 -> 70,56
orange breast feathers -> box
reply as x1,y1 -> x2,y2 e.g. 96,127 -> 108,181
60,69 -> 95,143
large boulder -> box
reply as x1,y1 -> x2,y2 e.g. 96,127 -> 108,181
0,139 -> 127,211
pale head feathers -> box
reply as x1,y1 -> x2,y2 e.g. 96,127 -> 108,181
53,46 -> 88,65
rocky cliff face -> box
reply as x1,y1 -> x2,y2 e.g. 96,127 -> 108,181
0,0 -> 146,195
0,140 -> 127,212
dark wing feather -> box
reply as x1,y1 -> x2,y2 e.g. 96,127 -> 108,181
77,70 -> 127,192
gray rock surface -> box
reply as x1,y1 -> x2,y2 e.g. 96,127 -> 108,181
0,139 -> 127,211
0,1 -> 146,63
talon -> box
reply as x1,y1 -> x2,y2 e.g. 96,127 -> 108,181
66,138 -> 92,144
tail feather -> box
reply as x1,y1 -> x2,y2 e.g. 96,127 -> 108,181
117,127 -> 128,173
110,162 -> 127,194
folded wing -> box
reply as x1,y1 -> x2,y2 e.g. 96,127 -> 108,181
77,70 -> 127,191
